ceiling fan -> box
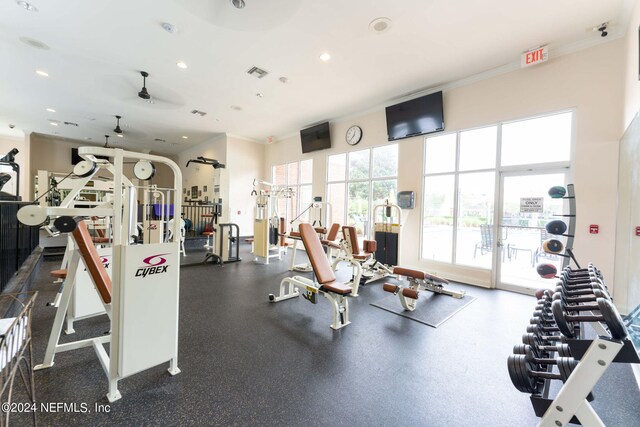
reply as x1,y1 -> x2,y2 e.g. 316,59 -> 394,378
114,115 -> 123,134
138,71 -> 151,100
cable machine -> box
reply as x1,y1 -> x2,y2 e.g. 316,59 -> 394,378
252,179 -> 293,264
185,157 -> 240,264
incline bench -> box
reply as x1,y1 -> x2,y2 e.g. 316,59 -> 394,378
269,223 -> 352,330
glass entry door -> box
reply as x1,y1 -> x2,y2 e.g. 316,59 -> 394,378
496,170 -> 568,293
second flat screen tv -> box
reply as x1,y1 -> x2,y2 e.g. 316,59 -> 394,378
300,122 -> 331,154
385,91 -> 444,141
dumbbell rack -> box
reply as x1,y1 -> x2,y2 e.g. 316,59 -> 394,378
510,262 -> 639,426
537,336 -> 639,427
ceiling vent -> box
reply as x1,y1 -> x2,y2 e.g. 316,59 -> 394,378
246,66 -> 269,79
154,138 -> 166,143
191,110 -> 207,117
63,121 -> 79,127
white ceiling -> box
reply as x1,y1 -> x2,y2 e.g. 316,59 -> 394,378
0,0 -> 633,154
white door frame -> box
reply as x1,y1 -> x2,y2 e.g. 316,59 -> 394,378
493,166 -> 570,294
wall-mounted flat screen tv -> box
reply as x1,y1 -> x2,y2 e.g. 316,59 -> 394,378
385,91 -> 444,141
71,148 -> 109,165
300,122 -> 331,154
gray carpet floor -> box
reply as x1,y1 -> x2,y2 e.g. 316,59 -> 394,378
13,243 -> 640,426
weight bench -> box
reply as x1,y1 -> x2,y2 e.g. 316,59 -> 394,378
269,223 -> 352,330
287,225 -> 327,272
383,267 -> 465,311
332,225 -> 394,296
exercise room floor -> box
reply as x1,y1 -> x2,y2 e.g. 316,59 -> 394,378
16,243 -> 640,426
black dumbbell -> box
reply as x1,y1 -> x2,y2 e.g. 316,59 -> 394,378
526,324 -> 570,342
551,298 -> 628,339
530,313 -> 555,326
552,288 -> 609,307
561,277 -> 606,291
563,265 -> 601,277
555,283 -> 607,297
522,333 -> 571,357
513,344 -> 564,366
507,354 -> 577,393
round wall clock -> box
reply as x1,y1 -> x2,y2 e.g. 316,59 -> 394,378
346,125 -> 363,146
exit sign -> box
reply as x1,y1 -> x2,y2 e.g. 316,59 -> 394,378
521,46 -> 548,67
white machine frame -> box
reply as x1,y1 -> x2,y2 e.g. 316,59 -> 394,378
288,201 -> 333,272
252,179 -> 292,264
268,276 -> 351,330
19,147 -> 182,402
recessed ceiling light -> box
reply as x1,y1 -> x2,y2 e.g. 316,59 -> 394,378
230,105 -> 243,111
46,108 -> 56,113
182,136 -> 188,139
319,52 -> 331,62
49,122 -> 58,126
146,99 -> 154,104
278,76 -> 289,84
176,61 -> 188,69
256,93 -> 264,98
117,134 -> 123,138
16,1 -> 38,12
35,70 -> 49,77
19,37 -> 49,50
161,22 -> 178,34
369,17 -> 392,34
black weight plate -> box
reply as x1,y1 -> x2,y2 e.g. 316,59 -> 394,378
558,344 -> 571,358
507,355 -> 524,392
53,216 -> 78,233
597,298 -> 628,339
513,344 -> 526,354
557,357 -> 577,381
522,333 -> 537,348
546,220 -> 567,235
552,299 -> 575,338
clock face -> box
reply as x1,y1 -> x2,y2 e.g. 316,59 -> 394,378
346,125 -> 363,145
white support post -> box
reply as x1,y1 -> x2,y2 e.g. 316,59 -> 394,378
538,337 -> 623,427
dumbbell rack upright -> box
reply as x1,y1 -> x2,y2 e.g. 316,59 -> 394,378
550,184 -> 578,269
537,336 -> 639,427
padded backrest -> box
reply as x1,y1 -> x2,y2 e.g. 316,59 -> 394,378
72,219 -> 112,304
300,223 -> 336,285
342,226 -> 361,254
326,223 -> 340,241
279,217 -> 286,246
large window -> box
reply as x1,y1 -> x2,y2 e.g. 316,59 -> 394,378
327,144 -> 398,237
272,159 -> 313,224
422,111 -> 573,269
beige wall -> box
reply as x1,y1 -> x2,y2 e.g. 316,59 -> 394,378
0,134 -> 29,200
176,134 -> 265,236
177,135 -> 227,203
265,40 -> 626,300
615,0 -> 640,314
623,1 -> 640,129
226,135 -> 265,236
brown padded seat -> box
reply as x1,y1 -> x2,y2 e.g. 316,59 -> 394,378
393,267 -> 449,284
92,237 -> 110,244
299,223 -> 351,295
321,240 -> 341,249
289,231 -> 302,239
50,269 -> 67,279
342,226 -> 374,259
72,219 -> 113,304
322,281 -> 353,295
326,223 -> 340,241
